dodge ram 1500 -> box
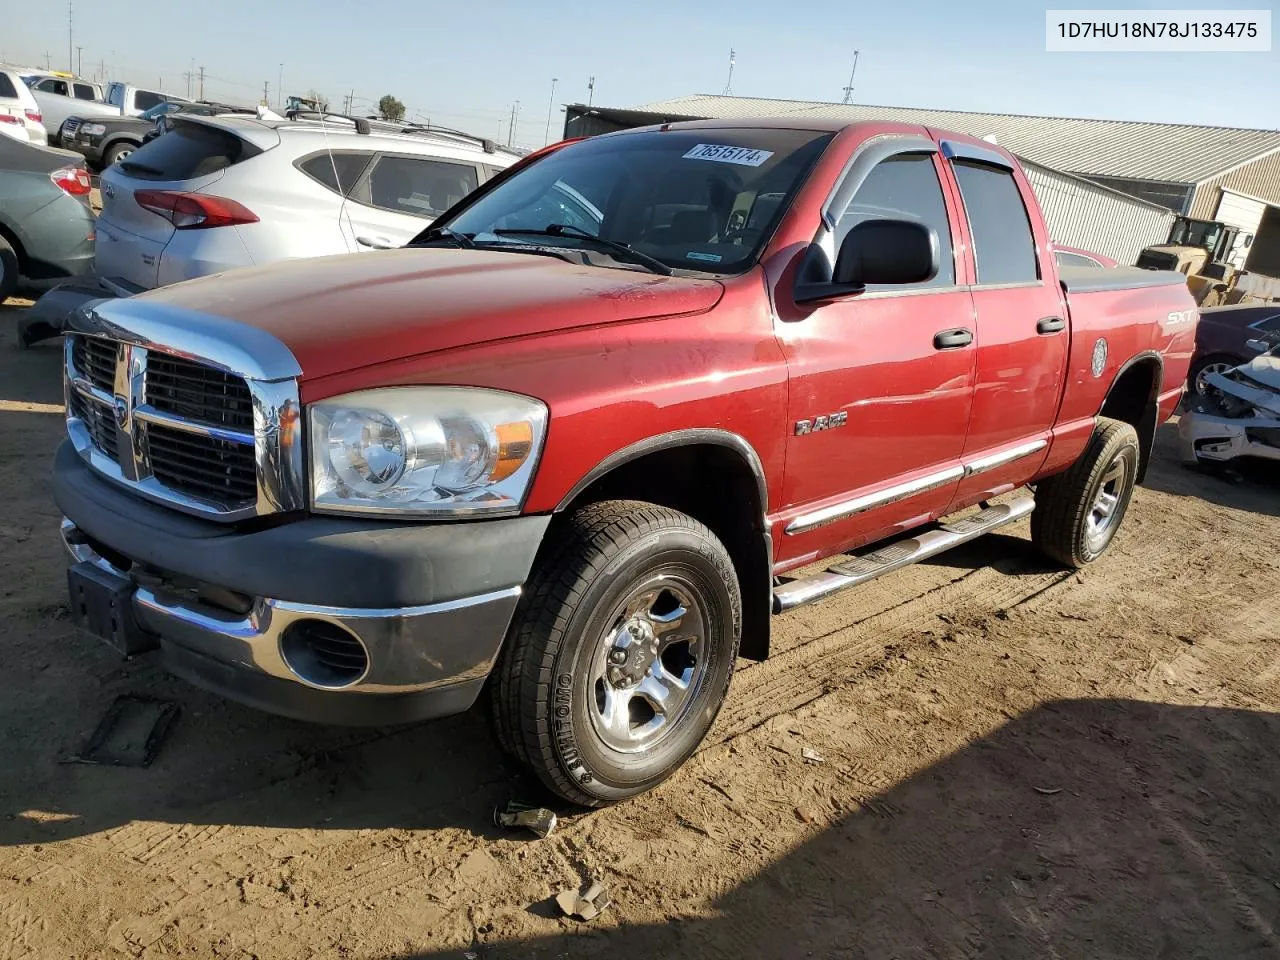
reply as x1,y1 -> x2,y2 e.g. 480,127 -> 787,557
53,118 -> 1197,804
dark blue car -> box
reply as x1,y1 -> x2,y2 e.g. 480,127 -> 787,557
1189,304 -> 1280,396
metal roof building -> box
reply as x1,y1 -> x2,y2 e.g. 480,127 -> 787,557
565,95 -> 1280,274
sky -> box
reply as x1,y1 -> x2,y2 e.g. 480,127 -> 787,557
5,0 -> 1278,148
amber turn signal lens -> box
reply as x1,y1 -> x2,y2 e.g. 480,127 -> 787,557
491,421 -> 534,481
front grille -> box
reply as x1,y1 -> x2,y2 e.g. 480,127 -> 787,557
72,336 -> 117,392
67,334 -> 265,514
62,118 -> 81,136
69,386 -> 118,456
146,423 -> 258,504
146,353 -> 255,431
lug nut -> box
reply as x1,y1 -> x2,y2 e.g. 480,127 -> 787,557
609,649 -> 627,664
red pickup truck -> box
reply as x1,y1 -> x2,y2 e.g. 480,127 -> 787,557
54,118 -> 1196,805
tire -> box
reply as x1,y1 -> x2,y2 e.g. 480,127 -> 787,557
491,500 -> 742,806
0,234 -> 19,302
1188,353 -> 1242,397
1031,417 -> 1140,569
103,142 -> 138,166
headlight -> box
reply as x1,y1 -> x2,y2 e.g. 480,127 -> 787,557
81,123 -> 107,136
309,387 -> 548,517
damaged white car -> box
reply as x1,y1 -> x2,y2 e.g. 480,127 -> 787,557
1180,335 -> 1280,466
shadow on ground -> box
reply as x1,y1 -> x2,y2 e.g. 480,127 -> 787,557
403,698 -> 1280,959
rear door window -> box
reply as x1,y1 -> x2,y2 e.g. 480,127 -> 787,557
298,151 -> 373,196
73,83 -> 97,100
134,90 -> 164,111
38,78 -> 70,96
117,122 -> 260,181
953,160 -> 1040,285
358,155 -> 479,218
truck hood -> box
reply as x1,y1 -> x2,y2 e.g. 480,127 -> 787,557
134,248 -> 725,380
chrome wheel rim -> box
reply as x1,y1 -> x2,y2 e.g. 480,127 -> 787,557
1085,454 -> 1128,550
113,148 -> 132,162
1194,362 -> 1235,396
587,575 -> 709,754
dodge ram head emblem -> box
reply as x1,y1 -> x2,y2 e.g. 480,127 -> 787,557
114,395 -> 130,430
795,411 -> 848,435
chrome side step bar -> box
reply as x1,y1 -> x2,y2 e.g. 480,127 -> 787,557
772,497 -> 1036,613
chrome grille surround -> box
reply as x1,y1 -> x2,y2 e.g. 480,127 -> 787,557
63,298 -> 305,522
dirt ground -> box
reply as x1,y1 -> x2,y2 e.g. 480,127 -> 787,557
1,299 -> 1278,960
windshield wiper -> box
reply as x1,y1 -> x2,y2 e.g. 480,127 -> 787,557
410,225 -> 475,249
493,224 -> 673,276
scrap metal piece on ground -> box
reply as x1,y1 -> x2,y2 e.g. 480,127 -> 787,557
494,801 -> 558,839
555,880 -> 611,921
77,695 -> 180,767
801,747 -> 826,764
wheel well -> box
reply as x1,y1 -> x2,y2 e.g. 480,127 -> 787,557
1099,356 -> 1160,482
0,221 -> 27,274
555,443 -> 773,661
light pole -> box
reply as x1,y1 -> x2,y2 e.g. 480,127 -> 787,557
543,77 -> 558,146
277,63 -> 283,110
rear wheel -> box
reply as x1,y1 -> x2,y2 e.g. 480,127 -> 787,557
0,234 -> 19,302
1188,354 -> 1242,397
104,142 -> 137,166
491,501 -> 741,806
1031,417 -> 1140,568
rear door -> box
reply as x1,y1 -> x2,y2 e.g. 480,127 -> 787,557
339,152 -> 481,250
940,139 -> 1066,506
95,121 -> 252,288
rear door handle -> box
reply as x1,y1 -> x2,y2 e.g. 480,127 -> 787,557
1037,316 -> 1066,334
357,235 -> 394,250
933,328 -> 973,350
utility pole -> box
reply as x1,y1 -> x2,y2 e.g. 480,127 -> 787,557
277,63 -> 283,109
262,81 -> 270,107
507,100 -> 520,147
587,76 -> 595,107
76,46 -> 82,77
840,50 -> 860,105
97,58 -> 105,82
722,48 -> 735,96
43,51 -> 52,70
543,77 -> 558,146
198,66 -> 205,100
67,0 -> 73,74
186,58 -> 194,98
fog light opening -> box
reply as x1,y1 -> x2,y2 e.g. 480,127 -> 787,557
279,620 -> 370,689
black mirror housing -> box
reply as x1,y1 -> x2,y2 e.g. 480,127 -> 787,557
834,218 -> 940,287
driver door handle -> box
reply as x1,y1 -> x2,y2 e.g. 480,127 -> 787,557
1037,316 -> 1066,334
357,235 -> 394,250
933,328 -> 973,350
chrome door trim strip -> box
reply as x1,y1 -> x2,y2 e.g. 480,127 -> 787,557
962,438 -> 1047,477
785,465 -> 964,535
784,438 -> 1048,535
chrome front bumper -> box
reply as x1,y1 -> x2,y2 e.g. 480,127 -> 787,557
61,518 -> 522,701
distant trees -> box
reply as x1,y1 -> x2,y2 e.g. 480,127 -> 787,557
378,95 -> 406,121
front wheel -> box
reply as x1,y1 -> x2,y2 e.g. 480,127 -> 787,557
491,500 -> 741,806
1031,417 -> 1140,568
104,142 -> 137,166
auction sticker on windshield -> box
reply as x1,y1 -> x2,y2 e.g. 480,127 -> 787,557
682,144 -> 774,166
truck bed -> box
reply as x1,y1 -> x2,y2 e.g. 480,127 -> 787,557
1058,266 -> 1187,294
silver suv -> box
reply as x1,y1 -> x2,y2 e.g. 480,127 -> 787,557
90,114 -> 521,294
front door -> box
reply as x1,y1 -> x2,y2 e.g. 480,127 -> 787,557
773,148 -> 976,567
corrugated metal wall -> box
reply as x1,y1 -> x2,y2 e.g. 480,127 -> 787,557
1189,149 -> 1280,218
1022,160 -> 1175,265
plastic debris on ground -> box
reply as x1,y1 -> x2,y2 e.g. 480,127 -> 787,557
555,880 -> 611,921
494,801 -> 558,839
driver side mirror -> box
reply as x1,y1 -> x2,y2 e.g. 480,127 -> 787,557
1246,338 -> 1269,354
795,218 -> 939,303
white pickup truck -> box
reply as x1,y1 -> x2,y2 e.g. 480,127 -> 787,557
28,78 -> 187,145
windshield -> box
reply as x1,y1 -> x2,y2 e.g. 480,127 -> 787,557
438,128 -> 833,275
139,102 -> 179,121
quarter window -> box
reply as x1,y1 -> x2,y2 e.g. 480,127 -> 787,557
0,74 -> 17,99
1256,314 -> 1280,332
73,83 -> 97,100
953,161 -> 1039,284
836,153 -> 955,288
299,152 -> 373,196
134,90 -> 164,111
